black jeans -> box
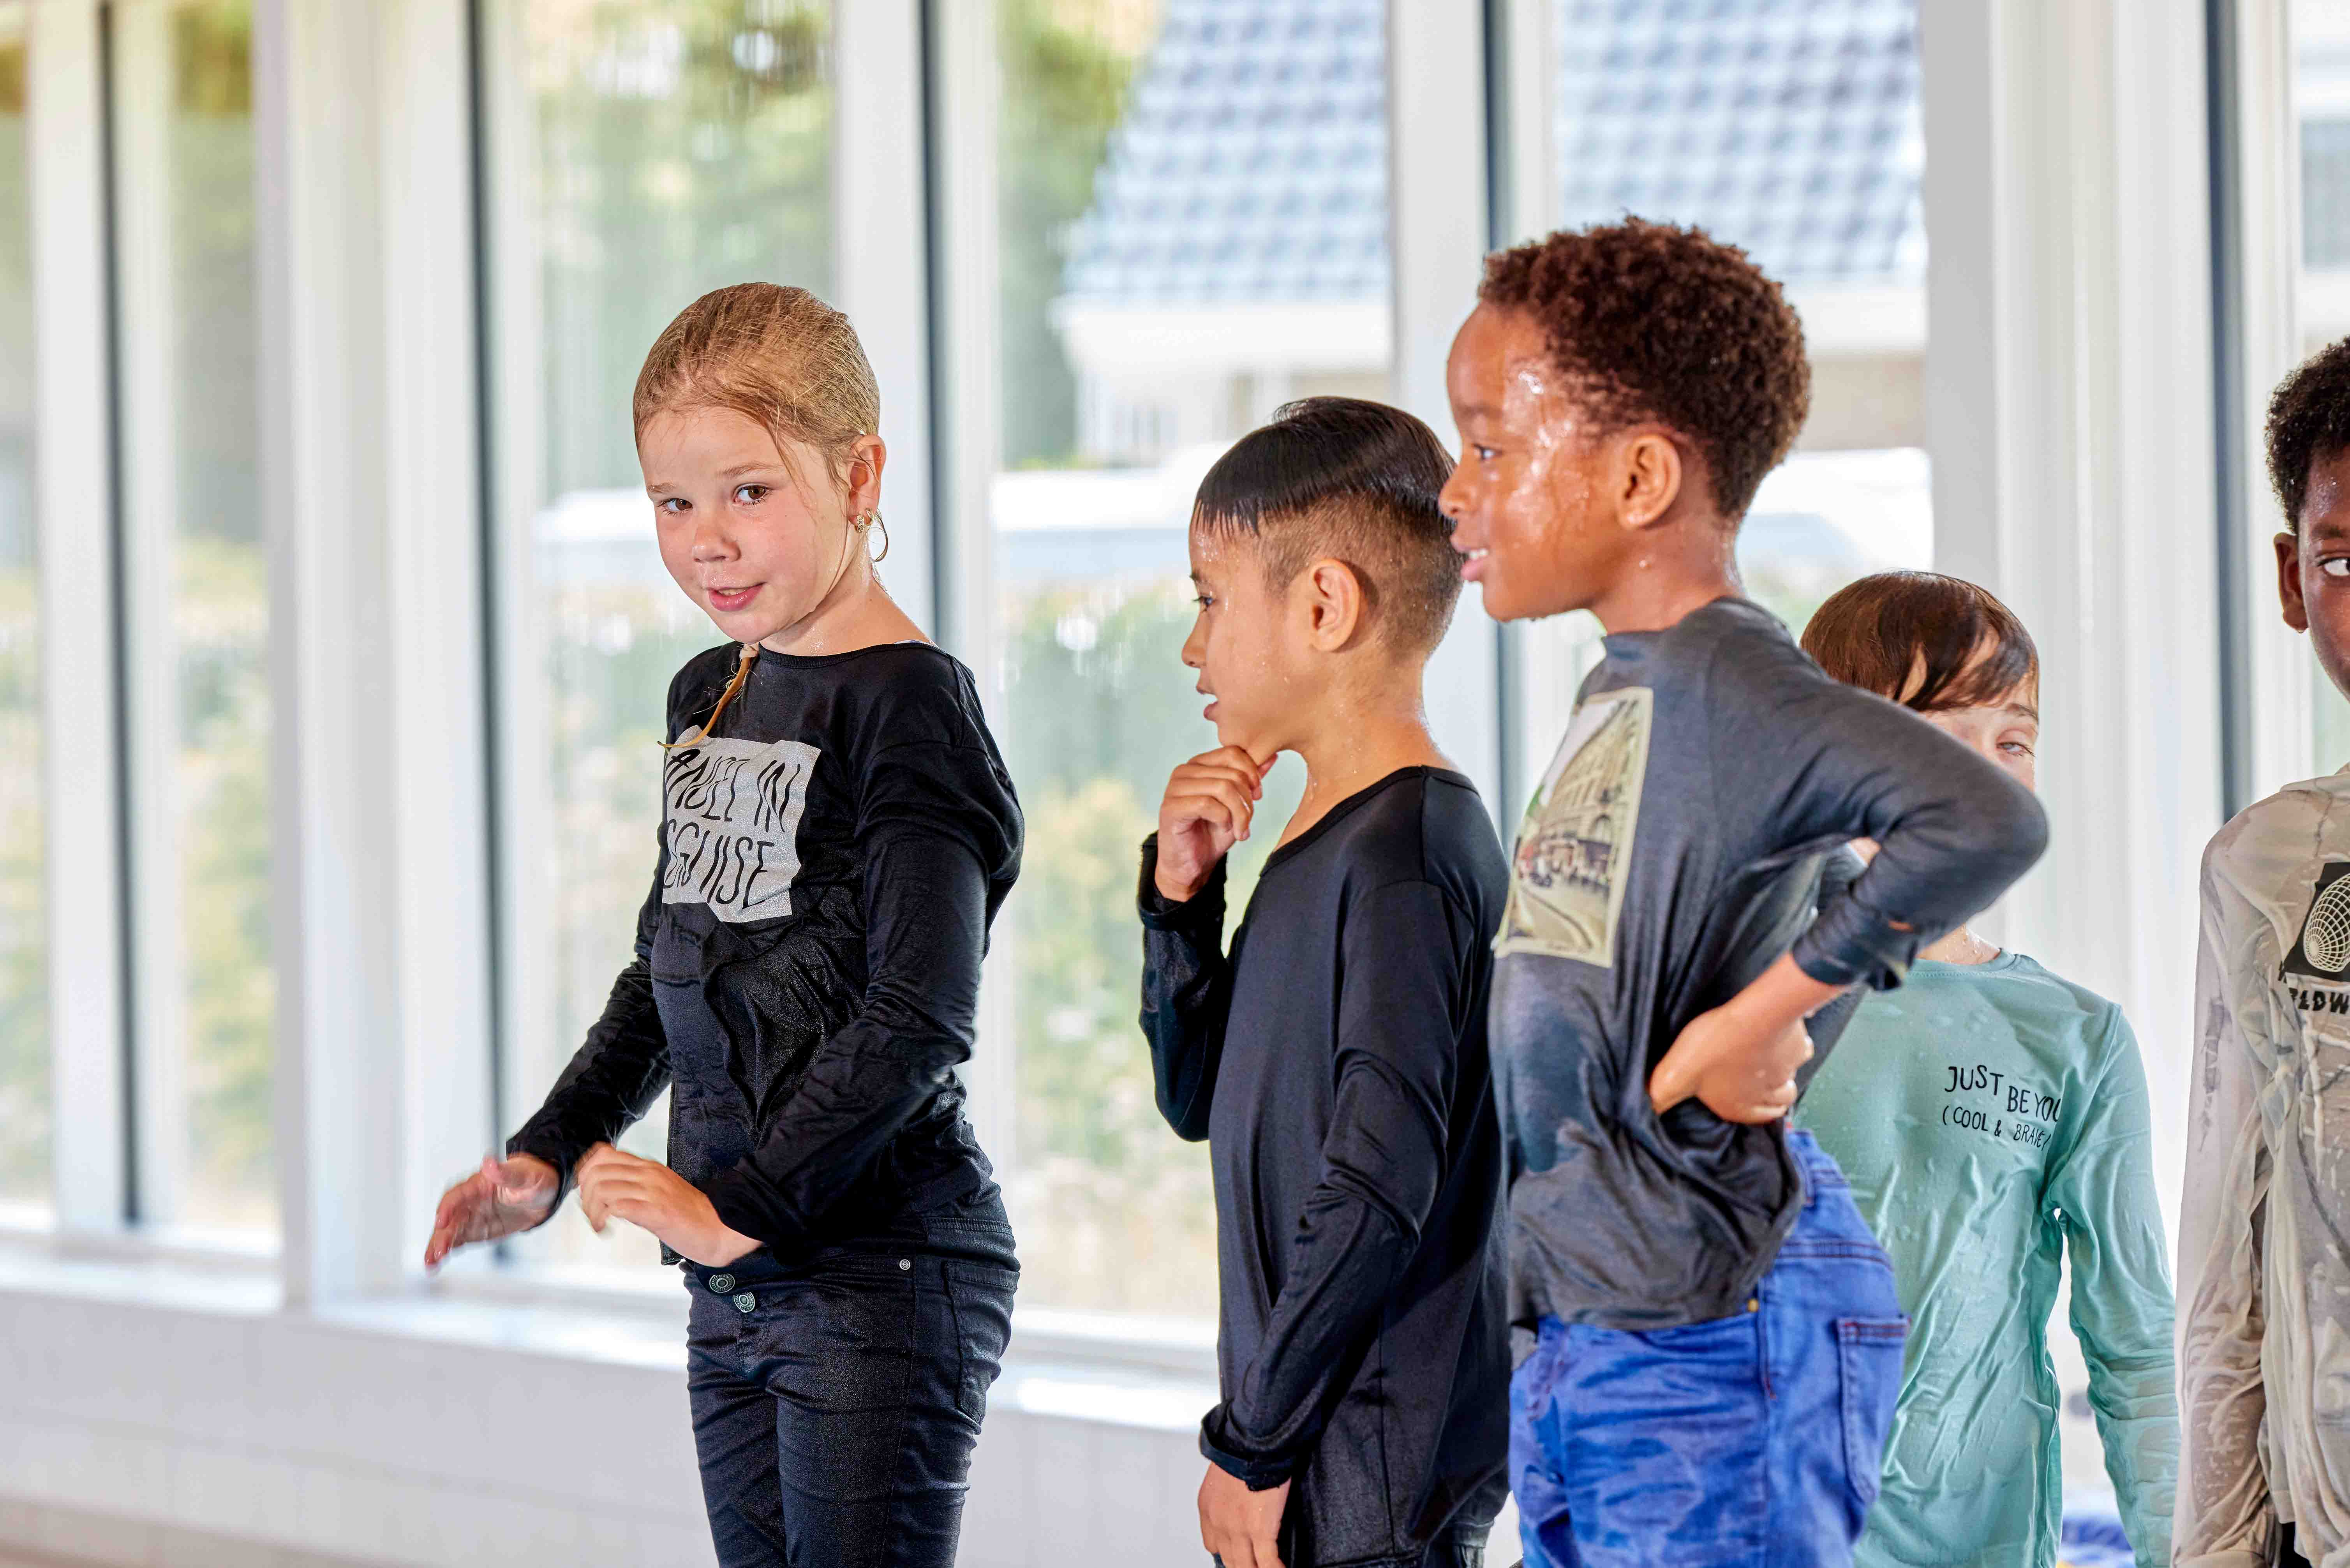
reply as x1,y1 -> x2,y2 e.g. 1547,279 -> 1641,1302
684,1219 -> 1018,1568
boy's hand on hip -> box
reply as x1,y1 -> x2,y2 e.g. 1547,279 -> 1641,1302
1649,953 -> 1842,1124
575,1142 -> 760,1267
1197,1463 -> 1287,1568
423,1152 -> 558,1269
1156,746 -> 1271,903
1649,1006 -> 1810,1124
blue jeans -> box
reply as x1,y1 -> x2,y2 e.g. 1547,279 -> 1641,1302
684,1213 -> 1018,1568
1509,1131 -> 1906,1568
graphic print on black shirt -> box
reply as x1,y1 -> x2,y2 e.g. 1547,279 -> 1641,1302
661,737 -> 821,922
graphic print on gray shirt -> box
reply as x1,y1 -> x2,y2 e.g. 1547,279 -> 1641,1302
1494,598 -> 2047,1335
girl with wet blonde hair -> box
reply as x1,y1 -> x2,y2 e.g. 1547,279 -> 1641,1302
425,283 -> 1024,1567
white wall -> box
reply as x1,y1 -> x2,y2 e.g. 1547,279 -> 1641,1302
0,1246 -> 1220,1568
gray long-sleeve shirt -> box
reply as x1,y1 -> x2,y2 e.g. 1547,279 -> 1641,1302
1493,597 -> 2049,1334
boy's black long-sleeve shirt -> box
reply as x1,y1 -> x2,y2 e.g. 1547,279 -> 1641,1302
1139,767 -> 1510,1566
507,642 -> 1022,1260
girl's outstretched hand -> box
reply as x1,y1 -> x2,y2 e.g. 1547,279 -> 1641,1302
575,1142 -> 761,1268
424,1152 -> 559,1269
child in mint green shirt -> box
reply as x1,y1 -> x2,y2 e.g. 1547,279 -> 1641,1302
1792,573 -> 2177,1568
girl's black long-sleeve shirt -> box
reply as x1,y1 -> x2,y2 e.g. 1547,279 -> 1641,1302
508,642 -> 1022,1259
1139,767 -> 1511,1566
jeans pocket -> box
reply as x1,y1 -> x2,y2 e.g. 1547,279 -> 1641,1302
944,1261 -> 1017,1425
1835,1317 -> 1907,1533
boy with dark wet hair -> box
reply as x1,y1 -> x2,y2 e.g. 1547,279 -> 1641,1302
1140,397 -> 1511,1568
2180,336 -> 2350,1568
1440,219 -> 2049,1567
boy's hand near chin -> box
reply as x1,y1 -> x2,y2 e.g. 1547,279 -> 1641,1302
1648,952 -> 1839,1124
575,1143 -> 760,1267
1156,745 -> 1272,902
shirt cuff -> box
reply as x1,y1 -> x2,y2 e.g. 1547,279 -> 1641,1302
1138,834 -> 1227,932
1199,1407 -> 1296,1490
501,1133 -> 576,1233
1789,887 -> 1925,991
703,1167 -> 799,1260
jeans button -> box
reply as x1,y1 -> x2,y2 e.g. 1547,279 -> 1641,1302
897,1258 -> 911,1272
709,1273 -> 735,1294
732,1291 -> 756,1313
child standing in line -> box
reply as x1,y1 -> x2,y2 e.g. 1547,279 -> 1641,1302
2179,337 -> 2350,1568
1439,219 -> 2049,1568
1140,398 -> 1511,1568
422,284 -> 1023,1568
1793,572 -> 2177,1568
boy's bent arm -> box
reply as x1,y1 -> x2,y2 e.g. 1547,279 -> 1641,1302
1138,834 -> 1233,1141
1755,668 -> 2049,991
1654,643 -> 2047,1122
2176,857 -> 2275,1568
1202,878 -> 1469,1487
2045,1012 -> 2178,1567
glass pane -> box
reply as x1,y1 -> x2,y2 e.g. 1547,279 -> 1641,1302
2297,2 -> 2350,759
0,3 -> 47,1217
1517,0 -> 1936,797
485,0 -> 835,1272
992,0 -> 1393,1318
113,0 -> 273,1232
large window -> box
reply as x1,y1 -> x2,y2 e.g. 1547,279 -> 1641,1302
0,2 -> 44,1218
481,0 -> 835,1272
988,0 -> 1392,1318
1556,0 -> 1933,633
1506,0 -> 1934,794
110,0 -> 273,1234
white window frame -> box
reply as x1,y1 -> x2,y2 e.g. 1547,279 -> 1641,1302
1918,0 -> 2225,1227
29,0 -> 126,1240
2220,0 -> 2320,799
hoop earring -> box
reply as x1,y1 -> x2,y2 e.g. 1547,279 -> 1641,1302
862,510 -> 890,564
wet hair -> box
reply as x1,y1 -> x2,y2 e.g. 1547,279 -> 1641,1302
1801,571 -> 2039,713
2267,335 -> 2350,530
1477,218 -> 1810,522
1192,397 -> 1462,655
635,283 -> 882,745
635,281 -> 880,492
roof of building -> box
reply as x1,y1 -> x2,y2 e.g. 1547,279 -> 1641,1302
1059,0 -> 1925,310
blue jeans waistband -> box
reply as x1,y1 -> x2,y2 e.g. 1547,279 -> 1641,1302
1783,1127 -> 1847,1191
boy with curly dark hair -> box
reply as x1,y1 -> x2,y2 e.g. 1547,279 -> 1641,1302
1439,219 -> 2050,1567
2179,336 -> 2350,1568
